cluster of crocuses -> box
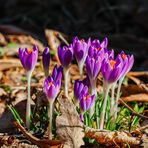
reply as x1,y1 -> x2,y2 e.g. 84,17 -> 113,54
18,36 -> 134,140
58,37 -> 134,129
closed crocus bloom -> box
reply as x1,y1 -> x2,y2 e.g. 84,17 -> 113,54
74,80 -> 88,103
58,44 -> 73,98
86,50 -> 103,96
19,46 -> 38,71
52,64 -> 63,82
80,94 -> 95,113
58,44 -> 73,68
42,47 -> 50,76
73,37 -> 91,77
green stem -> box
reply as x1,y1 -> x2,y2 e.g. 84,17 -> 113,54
110,83 -> 116,117
99,85 -> 110,130
26,70 -> 33,129
84,112 -> 88,126
48,100 -> 54,140
114,77 -> 124,119
64,68 -> 69,98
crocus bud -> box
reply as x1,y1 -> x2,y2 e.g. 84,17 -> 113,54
44,65 -> 62,101
58,44 -> 73,68
42,47 -> 50,76
18,45 -> 38,71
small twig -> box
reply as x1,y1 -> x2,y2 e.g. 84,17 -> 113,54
119,99 -> 148,120
13,121 -> 63,148
131,124 -> 148,134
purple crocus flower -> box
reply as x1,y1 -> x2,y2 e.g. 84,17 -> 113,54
79,94 -> 95,113
86,46 -> 103,95
118,51 -> 134,77
44,65 -> 62,101
74,80 -> 88,104
42,47 -> 50,76
73,37 -> 91,77
101,57 -> 123,84
58,44 -> 73,68
19,45 -> 38,71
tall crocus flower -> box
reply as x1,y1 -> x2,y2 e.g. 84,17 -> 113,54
86,46 -> 104,96
18,46 -> 38,129
100,56 -> 123,129
73,37 -> 91,79
114,51 -> 134,118
42,47 -> 50,77
44,65 -> 62,139
58,44 -> 73,98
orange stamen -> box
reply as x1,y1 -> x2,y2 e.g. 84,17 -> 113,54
84,95 -> 90,101
110,60 -> 116,69
49,82 -> 53,86
121,53 -> 127,59
97,47 -> 101,50
27,48 -> 33,54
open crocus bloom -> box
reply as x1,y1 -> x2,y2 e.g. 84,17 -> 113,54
44,66 -> 62,101
117,51 -> 134,78
80,93 -> 95,113
74,80 -> 88,103
19,45 -> 38,71
58,44 -> 73,68
102,56 -> 123,84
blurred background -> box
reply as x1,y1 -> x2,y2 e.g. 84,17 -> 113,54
0,0 -> 148,70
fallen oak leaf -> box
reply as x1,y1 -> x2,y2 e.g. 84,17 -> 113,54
56,95 -> 84,148
85,127 -> 140,146
14,121 -> 63,148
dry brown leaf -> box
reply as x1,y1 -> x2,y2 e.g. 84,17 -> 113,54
56,95 -> 84,148
0,33 -> 7,45
85,127 -> 140,146
127,71 -> 148,77
0,59 -> 21,71
121,84 -> 148,96
121,93 -> 148,102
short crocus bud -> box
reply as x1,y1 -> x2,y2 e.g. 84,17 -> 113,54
74,80 -> 88,104
42,47 -> 50,77
19,46 -> 38,71
58,45 -> 73,68
79,94 -> 95,113
73,37 -> 91,78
